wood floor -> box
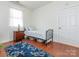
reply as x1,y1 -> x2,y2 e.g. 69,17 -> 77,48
0,39 -> 79,57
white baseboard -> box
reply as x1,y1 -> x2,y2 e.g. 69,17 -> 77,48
54,40 -> 79,48
0,39 -> 79,48
0,40 -> 12,44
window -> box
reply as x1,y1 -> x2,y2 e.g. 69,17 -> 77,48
9,8 -> 23,28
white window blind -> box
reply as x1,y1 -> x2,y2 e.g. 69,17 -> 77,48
9,8 -> 23,28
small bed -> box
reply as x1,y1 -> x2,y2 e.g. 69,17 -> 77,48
24,26 -> 53,43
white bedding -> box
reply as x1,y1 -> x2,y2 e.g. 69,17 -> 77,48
24,31 -> 46,40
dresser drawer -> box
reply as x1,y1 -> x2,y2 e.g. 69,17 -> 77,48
13,31 -> 25,42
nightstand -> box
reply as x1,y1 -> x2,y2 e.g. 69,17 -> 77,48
13,31 -> 25,42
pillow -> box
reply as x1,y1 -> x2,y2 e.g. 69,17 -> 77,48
25,26 -> 32,31
27,26 -> 32,31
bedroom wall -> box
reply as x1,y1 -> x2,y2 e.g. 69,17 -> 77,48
31,1 -> 79,47
0,1 -> 31,43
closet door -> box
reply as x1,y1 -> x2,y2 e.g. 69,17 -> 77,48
58,7 -> 77,44
74,6 -> 79,44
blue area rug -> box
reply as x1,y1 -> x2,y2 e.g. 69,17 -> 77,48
5,42 -> 52,57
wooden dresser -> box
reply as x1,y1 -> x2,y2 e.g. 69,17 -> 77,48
13,31 -> 25,42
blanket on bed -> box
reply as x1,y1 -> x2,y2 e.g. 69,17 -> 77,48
5,42 -> 52,57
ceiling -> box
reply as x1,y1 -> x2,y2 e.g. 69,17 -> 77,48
13,1 -> 52,10
11,1 -> 79,11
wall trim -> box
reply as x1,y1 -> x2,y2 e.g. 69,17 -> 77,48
54,40 -> 79,48
0,40 -> 12,44
1,39 -> 79,48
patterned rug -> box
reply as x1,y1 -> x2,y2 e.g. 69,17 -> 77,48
5,42 -> 52,57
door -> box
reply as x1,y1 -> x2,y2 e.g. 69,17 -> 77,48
57,7 -> 77,44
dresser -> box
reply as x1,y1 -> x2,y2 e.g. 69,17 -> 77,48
13,31 -> 25,42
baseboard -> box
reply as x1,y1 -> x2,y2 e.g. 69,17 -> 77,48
1,39 -> 79,48
54,40 -> 79,48
0,40 -> 12,44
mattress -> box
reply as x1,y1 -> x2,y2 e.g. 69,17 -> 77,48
24,31 -> 46,40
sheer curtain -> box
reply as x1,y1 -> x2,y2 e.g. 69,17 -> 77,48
9,8 -> 23,30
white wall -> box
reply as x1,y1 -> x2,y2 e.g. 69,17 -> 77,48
0,1 -> 31,43
31,1 -> 79,47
